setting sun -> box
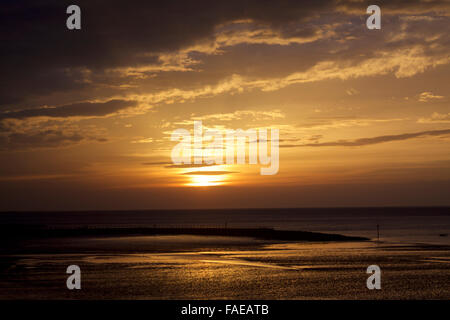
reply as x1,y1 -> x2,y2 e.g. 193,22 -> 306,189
186,174 -> 226,187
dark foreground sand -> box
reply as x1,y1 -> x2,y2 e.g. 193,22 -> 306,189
1,235 -> 450,299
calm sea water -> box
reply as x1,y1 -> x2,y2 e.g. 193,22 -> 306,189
1,207 -> 449,245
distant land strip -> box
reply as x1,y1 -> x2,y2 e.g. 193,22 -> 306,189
0,226 -> 369,242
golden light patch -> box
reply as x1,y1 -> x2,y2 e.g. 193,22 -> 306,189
186,174 -> 226,187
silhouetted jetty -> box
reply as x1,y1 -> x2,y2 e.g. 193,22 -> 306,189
0,225 -> 369,242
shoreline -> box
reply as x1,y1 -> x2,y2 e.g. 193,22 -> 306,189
1,226 -> 370,242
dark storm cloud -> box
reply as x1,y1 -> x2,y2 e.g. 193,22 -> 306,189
338,0 -> 450,14
282,129 -> 450,147
2,0 -> 448,107
0,0 -> 335,106
0,99 -> 137,120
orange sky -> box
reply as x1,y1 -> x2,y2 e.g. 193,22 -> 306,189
0,1 -> 449,209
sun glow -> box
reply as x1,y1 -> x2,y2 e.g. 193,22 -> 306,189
182,165 -> 231,187
186,174 -> 226,187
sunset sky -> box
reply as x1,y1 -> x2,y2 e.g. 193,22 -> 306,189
0,0 -> 449,210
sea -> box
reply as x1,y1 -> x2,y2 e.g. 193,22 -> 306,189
1,207 -> 449,245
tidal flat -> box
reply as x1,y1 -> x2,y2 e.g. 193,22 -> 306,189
1,235 -> 449,299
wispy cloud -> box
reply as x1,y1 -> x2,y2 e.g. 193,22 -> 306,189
122,46 -> 449,113
0,126 -> 108,151
418,91 -> 445,102
182,171 -> 237,175
282,129 -> 450,148
418,112 -> 450,123
191,109 -> 285,122
0,100 -> 137,120
142,161 -> 219,169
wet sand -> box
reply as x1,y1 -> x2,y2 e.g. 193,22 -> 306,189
1,235 -> 450,299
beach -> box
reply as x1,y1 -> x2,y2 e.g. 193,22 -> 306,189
1,234 -> 450,299
1,208 -> 449,299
